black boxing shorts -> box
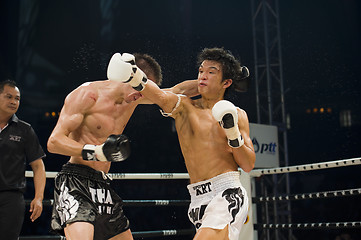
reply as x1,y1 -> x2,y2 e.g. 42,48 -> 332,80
51,163 -> 130,240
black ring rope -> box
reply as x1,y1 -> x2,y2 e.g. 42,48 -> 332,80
19,222 -> 361,240
255,188 -> 361,203
255,221 -> 361,230
19,229 -> 195,239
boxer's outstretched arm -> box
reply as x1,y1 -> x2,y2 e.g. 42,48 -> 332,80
107,52 -> 183,113
141,80 -> 181,115
138,79 -> 198,105
166,79 -> 198,97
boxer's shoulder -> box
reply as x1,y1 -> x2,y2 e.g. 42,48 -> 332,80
64,84 -> 98,112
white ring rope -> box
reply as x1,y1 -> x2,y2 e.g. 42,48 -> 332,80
257,188 -> 361,202
25,171 -> 190,179
25,199 -> 191,207
22,157 -> 361,239
257,221 -> 361,229
28,187 -> 361,206
25,157 -> 361,179
108,173 -> 190,179
249,157 -> 361,177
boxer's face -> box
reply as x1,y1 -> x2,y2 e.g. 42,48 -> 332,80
198,60 -> 228,96
0,85 -> 20,116
124,73 -> 156,103
123,84 -> 142,103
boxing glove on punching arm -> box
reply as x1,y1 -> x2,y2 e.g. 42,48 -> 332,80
107,52 -> 148,91
212,100 -> 244,148
107,53 -> 133,81
82,134 -> 131,162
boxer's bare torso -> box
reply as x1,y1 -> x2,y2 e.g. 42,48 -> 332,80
173,97 -> 249,183
48,80 -> 141,173
138,60 -> 255,184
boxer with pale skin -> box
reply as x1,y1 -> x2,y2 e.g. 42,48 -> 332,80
47,53 -> 198,240
108,48 -> 256,240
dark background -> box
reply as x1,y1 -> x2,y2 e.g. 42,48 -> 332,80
1,0 -> 361,239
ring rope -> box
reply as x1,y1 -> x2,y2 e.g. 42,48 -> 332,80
132,228 -> 195,238
22,157 -> 361,238
19,237 -> 66,240
123,199 -> 190,206
255,221 -> 361,230
25,157 -> 361,179
255,188 -> 361,202
19,228 -> 195,239
20,221 -> 361,240
25,199 -> 191,207
28,186 -> 361,207
25,171 -> 190,179
25,199 -> 54,206
250,157 -> 361,177
108,173 -> 190,179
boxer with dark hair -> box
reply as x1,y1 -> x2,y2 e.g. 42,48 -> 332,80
48,53 -> 198,240
109,47 -> 255,240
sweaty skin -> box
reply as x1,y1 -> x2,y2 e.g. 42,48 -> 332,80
47,78 -> 198,173
48,81 -> 139,173
47,55 -> 199,240
139,60 -> 255,183
129,55 -> 255,240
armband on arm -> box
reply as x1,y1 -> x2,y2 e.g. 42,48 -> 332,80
160,94 -> 183,117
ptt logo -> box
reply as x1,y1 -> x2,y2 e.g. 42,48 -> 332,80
252,138 -> 277,154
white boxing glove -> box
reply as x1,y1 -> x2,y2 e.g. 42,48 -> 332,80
108,53 -> 148,91
121,53 -> 136,64
122,53 -> 148,91
212,100 -> 244,148
107,53 -> 134,82
107,52 -> 148,91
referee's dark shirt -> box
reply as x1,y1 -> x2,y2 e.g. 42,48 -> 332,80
0,114 -> 46,192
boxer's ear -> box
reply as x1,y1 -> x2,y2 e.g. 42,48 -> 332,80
223,79 -> 232,89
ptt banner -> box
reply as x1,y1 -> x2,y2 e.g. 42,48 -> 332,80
249,123 -> 279,168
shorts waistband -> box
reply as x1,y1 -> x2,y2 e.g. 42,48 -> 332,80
60,163 -> 111,182
187,171 -> 242,200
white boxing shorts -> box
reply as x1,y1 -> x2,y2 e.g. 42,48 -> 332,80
187,171 -> 248,240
